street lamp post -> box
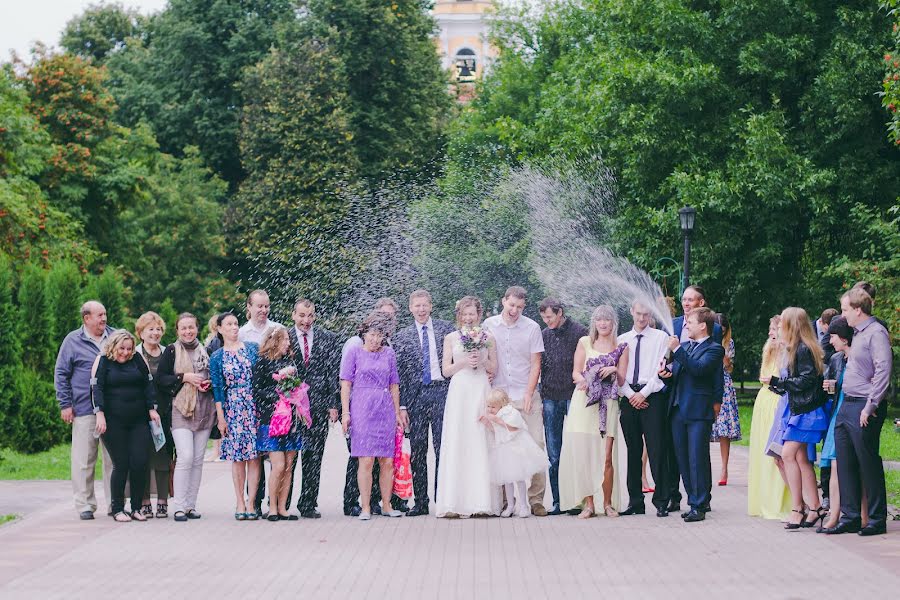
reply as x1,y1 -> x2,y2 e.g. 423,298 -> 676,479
678,206 -> 696,288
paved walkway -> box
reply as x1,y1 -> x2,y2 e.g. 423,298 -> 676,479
1,430 -> 898,599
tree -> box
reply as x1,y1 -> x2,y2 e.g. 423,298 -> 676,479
157,297 -> 178,346
103,0 -> 297,185
230,34 -> 360,315
60,2 -> 148,63
0,258 -> 22,449
307,0 -> 453,181
17,264 -> 54,374
47,260 -> 84,340
83,268 -> 128,328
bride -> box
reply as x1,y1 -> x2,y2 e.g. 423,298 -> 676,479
435,296 -> 500,518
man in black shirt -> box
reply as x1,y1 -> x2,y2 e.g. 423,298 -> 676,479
538,298 -> 588,515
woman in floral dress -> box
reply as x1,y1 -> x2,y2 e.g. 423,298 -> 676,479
710,313 -> 741,486
211,312 -> 261,520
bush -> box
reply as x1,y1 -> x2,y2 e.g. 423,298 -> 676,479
83,269 -> 128,329
47,260 -> 84,340
9,369 -> 67,454
17,264 -> 53,374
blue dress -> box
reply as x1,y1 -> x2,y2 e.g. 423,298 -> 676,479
778,367 -> 827,461
211,343 -> 260,462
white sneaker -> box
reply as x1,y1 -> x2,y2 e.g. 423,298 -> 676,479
358,512 -> 372,521
383,510 -> 403,518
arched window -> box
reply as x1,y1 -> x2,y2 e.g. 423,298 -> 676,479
454,48 -> 477,82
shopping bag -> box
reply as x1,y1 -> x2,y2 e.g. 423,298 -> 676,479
392,427 -> 413,499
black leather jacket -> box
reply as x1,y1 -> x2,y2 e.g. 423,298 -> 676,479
769,342 -> 823,414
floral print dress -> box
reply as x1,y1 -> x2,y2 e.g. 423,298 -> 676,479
711,339 -> 742,441
216,345 -> 259,462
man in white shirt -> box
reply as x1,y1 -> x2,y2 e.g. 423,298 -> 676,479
238,289 -> 283,344
483,286 -> 548,516
617,300 -> 672,517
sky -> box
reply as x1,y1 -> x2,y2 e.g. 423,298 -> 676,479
1,0 -> 169,59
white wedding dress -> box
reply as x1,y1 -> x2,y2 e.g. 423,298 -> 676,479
435,339 -> 500,517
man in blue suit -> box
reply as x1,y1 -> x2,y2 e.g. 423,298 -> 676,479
663,307 -> 724,522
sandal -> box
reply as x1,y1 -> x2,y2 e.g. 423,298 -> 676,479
174,511 -> 188,522
577,507 -> 594,519
801,507 -> 827,529
140,504 -> 154,518
185,509 -> 202,520
155,504 -> 168,519
784,509 -> 805,530
604,506 -> 619,518
130,510 -> 147,522
112,511 -> 132,523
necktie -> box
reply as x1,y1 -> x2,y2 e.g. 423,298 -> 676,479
421,325 -> 432,385
632,334 -> 643,387
302,332 -> 310,367
687,341 -> 698,355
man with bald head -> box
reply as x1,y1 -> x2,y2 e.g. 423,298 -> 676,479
54,301 -> 115,520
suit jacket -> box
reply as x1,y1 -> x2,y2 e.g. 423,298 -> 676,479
288,326 -> 340,411
393,318 -> 455,405
672,316 -> 723,343
670,338 -> 726,421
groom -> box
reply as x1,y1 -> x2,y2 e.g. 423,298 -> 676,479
393,290 -> 454,516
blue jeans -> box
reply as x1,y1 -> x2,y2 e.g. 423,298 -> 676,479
543,397 -> 570,509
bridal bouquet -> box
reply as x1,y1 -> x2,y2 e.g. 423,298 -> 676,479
459,326 -> 490,352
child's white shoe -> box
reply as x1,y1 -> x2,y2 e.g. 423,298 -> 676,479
500,504 -> 515,518
516,505 -> 531,518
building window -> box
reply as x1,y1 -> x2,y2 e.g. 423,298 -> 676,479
454,48 -> 477,82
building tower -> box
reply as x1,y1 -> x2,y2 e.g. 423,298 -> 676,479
433,0 -> 496,84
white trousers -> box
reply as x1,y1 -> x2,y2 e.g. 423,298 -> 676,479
171,427 -> 211,512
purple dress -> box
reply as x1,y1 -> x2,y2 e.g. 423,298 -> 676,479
341,345 -> 400,458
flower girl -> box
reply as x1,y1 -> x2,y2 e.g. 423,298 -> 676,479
481,389 -> 548,518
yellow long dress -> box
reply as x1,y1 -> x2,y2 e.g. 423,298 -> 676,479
747,355 -> 791,519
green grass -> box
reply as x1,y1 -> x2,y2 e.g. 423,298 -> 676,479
0,514 -> 16,525
887,470 -> 900,509
0,445 -> 100,480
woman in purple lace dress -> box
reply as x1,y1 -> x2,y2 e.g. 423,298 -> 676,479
557,305 -> 628,518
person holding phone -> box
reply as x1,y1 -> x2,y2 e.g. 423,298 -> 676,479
157,313 -> 216,522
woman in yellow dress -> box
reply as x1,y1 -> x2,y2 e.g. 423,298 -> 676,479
747,315 -> 791,519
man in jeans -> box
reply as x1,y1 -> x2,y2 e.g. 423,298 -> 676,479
54,301 -> 114,520
538,298 -> 587,515
826,287 -> 892,536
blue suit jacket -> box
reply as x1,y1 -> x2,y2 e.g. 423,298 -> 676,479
669,338 -> 726,421
672,316 -> 723,343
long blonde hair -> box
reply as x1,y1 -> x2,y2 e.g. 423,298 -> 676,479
780,307 -> 824,375
760,315 -> 782,375
588,305 -> 618,343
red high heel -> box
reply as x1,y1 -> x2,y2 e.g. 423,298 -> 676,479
717,479 -> 727,486
642,487 -> 655,493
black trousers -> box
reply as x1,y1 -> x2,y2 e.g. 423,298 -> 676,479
834,397 -> 887,526
619,391 -> 670,509
407,381 -> 448,508
103,414 -> 151,514
285,406 -> 331,511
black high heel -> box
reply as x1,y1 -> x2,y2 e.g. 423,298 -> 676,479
800,507 -> 826,529
784,509 -> 805,530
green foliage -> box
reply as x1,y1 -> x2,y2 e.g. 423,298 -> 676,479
307,0 -> 453,181
104,0 -> 297,185
0,259 -> 21,448
83,268 -> 128,328
47,260 -> 84,340
9,369 -> 67,454
17,265 -> 53,374
443,0 -> 900,371
881,1 -> 900,145
230,34 -> 360,311
60,2 -> 148,63
157,298 -> 178,346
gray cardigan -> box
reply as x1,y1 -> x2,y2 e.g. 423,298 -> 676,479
54,325 -> 114,417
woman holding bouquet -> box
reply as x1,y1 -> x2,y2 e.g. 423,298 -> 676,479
253,327 -> 304,521
340,312 -> 408,521
210,312 -> 261,521
435,296 -> 500,518
558,305 -> 628,518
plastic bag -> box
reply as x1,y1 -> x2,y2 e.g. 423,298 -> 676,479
392,427 -> 413,499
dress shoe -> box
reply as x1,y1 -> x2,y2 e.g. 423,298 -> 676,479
822,521 -> 861,535
548,505 -> 563,516
392,497 -> 409,512
699,503 -> 711,513
618,505 -> 645,516
666,500 -> 680,513
857,523 -> 887,537
79,511 -> 94,520
656,506 -> 669,518
531,504 -> 548,517
300,509 -> 321,519
346,505 -> 362,517
406,504 -> 429,517
683,509 -> 705,522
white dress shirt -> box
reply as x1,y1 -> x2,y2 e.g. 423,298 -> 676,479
238,319 -> 283,345
416,317 -> 443,382
617,326 -> 668,399
295,326 -> 314,362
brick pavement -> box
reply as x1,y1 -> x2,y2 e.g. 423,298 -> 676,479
1,430 -> 898,600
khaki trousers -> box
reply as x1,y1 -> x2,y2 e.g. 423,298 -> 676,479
515,391 -> 547,508
71,415 -> 113,513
